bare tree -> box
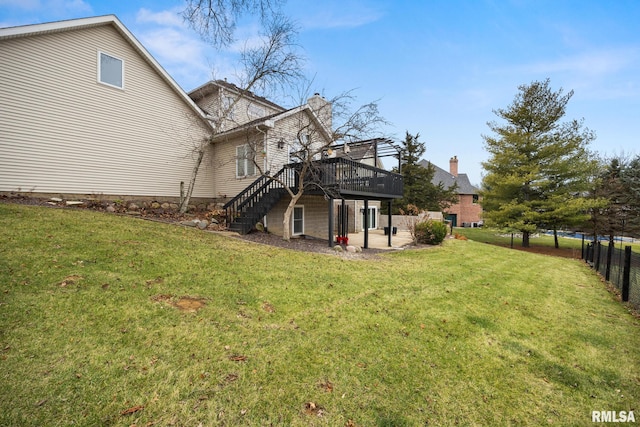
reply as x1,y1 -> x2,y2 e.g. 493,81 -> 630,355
178,9 -> 303,213
247,88 -> 389,240
183,0 -> 283,48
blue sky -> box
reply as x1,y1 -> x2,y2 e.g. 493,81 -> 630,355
2,0 -> 639,185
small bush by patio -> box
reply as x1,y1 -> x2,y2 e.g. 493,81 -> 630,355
414,219 -> 448,244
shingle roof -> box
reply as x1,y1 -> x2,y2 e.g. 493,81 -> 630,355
418,159 -> 479,195
188,80 -> 286,112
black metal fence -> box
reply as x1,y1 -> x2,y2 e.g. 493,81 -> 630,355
583,241 -> 640,310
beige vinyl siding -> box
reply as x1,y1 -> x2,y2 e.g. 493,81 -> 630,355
266,194 -> 329,239
196,90 -> 283,132
211,134 -> 265,198
0,25 -> 213,198
210,110 -> 332,199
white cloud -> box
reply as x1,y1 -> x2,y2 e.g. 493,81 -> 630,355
0,0 -> 90,14
138,27 -> 214,89
140,28 -> 205,67
288,0 -> 384,30
136,7 -> 184,28
519,48 -> 638,77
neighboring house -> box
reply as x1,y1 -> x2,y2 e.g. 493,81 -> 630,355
418,156 -> 482,227
0,15 -> 214,200
0,16 -> 403,247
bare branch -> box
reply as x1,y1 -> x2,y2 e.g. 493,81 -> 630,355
183,0 -> 283,47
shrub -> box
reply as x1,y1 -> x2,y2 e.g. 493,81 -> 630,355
414,220 -> 448,245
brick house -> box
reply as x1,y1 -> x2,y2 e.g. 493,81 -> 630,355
419,156 -> 482,227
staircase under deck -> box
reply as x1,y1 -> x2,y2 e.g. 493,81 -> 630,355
224,157 -> 403,240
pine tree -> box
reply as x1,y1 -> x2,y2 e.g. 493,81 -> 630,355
392,132 -> 458,213
481,79 -> 596,247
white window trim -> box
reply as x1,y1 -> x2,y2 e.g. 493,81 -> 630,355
292,205 -> 304,236
236,144 -> 256,178
97,51 -> 124,90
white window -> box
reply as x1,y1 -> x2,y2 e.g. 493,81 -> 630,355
98,51 -> 124,89
248,103 -> 265,118
292,205 -> 304,235
223,96 -> 235,120
236,144 -> 256,177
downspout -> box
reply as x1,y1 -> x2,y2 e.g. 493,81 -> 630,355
255,119 -> 274,173
255,125 -> 268,173
255,121 -> 274,229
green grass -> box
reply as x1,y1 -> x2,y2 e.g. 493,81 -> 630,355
455,226 -> 640,253
1,204 -> 639,426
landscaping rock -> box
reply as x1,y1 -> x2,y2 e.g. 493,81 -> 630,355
65,200 -> 84,206
332,245 -> 344,252
49,197 -> 63,203
128,203 -> 140,211
161,202 -> 171,210
106,205 -> 116,213
150,202 -> 161,209
346,245 -> 357,253
196,219 -> 209,230
180,219 -> 198,227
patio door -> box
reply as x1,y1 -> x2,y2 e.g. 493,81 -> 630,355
362,206 -> 377,230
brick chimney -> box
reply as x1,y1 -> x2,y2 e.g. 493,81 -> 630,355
449,155 -> 458,177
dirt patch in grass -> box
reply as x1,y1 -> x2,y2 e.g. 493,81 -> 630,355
151,294 -> 206,312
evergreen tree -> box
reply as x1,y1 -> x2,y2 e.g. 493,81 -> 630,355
481,79 -> 596,247
392,132 -> 458,213
587,157 -> 628,245
620,154 -> 640,237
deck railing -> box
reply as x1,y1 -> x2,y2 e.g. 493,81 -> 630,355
303,157 -> 403,198
224,157 -> 403,231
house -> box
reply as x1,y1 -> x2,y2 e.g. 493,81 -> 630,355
0,15 -> 214,201
202,81 -> 403,245
0,15 -> 403,247
418,156 -> 482,227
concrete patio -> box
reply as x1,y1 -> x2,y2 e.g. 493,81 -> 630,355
343,229 -> 414,250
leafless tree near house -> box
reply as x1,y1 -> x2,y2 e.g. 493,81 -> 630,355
245,88 -> 389,240
179,7 -> 304,213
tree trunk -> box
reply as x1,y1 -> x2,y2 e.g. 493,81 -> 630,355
522,230 -> 530,248
282,192 -> 303,241
553,226 -> 559,249
179,147 -> 205,214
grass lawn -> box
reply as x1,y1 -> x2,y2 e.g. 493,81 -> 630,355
1,204 -> 639,426
455,227 -> 640,255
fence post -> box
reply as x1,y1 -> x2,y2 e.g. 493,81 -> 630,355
595,241 -> 602,272
605,241 -> 613,281
581,235 -> 585,260
622,246 -> 631,302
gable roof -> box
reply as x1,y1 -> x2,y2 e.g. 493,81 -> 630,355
0,15 -> 211,129
210,103 -> 333,143
189,80 -> 287,113
418,159 -> 479,195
